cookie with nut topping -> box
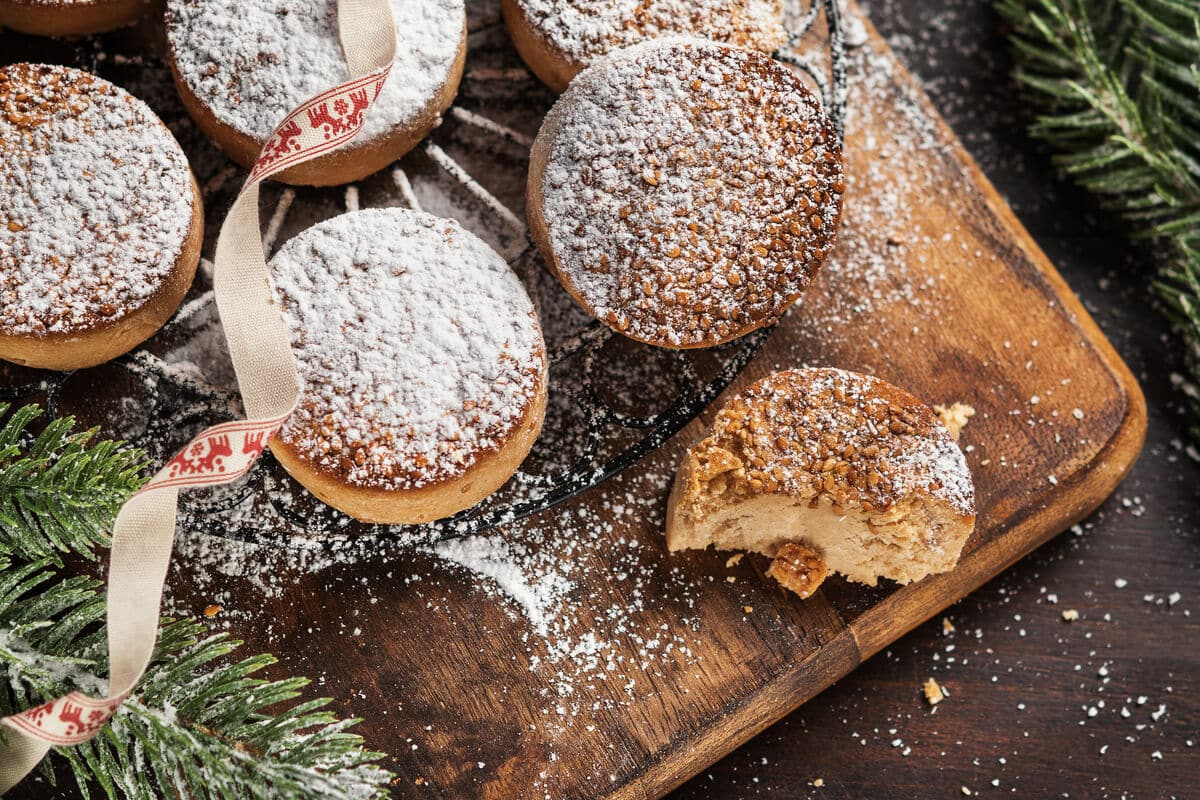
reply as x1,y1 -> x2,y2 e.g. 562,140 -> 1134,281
0,64 -> 202,371
0,0 -> 149,36
527,38 -> 844,349
503,0 -> 788,93
165,0 -> 466,186
667,368 -> 976,594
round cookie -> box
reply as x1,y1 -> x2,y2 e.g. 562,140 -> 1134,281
0,0 -> 150,36
502,0 -> 787,92
0,64 -> 203,372
528,38 -> 844,349
165,0 -> 467,187
667,368 -> 976,590
268,208 -> 548,524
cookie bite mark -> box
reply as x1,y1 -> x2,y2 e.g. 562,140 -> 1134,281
667,368 -> 976,591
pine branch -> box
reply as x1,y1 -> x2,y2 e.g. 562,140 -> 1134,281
0,557 -> 394,800
0,408 -> 394,797
998,0 -> 1200,436
0,404 -> 148,563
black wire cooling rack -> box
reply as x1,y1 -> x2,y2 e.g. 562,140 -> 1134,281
0,0 -> 847,547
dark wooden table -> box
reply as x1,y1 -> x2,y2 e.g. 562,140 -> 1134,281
668,1 -> 1199,797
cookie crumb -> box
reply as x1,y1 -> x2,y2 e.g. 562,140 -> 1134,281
933,402 -> 975,441
202,604 -> 222,618
942,616 -> 956,635
766,542 -> 828,599
923,677 -> 946,705
1062,609 -> 1080,622
813,778 -> 824,787
725,553 -> 744,568
743,605 -> 754,613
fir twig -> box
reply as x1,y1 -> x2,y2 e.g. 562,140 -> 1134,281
0,407 -> 394,797
0,557 -> 393,800
997,0 -> 1200,437
0,404 -> 147,563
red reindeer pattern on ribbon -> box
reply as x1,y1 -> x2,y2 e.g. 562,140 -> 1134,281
306,87 -> 370,139
141,415 -> 292,493
5,693 -> 127,746
165,433 -> 232,477
160,427 -> 268,480
242,430 -> 268,458
2,416 -> 289,744
261,119 -> 304,167
250,71 -> 388,180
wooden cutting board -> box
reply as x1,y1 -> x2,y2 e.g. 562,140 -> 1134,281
153,8 -> 1142,798
14,4 -> 1144,799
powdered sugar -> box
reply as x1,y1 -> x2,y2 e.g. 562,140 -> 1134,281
0,64 -> 195,336
166,0 -> 464,143
270,208 -> 544,490
166,462 -> 702,736
535,38 -> 843,347
512,0 -> 786,64
430,535 -> 571,636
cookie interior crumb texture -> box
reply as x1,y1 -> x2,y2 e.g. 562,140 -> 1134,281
934,401 -> 976,441
765,541 -> 828,598
667,368 -> 976,588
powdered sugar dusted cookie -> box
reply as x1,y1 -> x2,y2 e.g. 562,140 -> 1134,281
668,368 -> 976,592
268,208 -> 547,524
0,64 -> 202,371
528,38 -> 844,349
0,0 -> 150,36
503,0 -> 787,92
166,0 -> 467,186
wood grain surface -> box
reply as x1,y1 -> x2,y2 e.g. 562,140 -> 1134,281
1,2 -> 1162,799
666,2 -> 1198,796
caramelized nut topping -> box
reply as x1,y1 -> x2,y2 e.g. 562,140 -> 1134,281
766,542 -> 828,599
537,40 -> 844,347
682,368 -> 975,517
